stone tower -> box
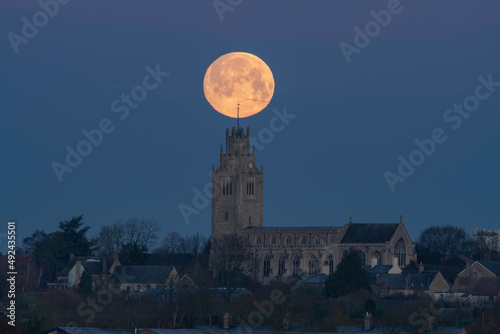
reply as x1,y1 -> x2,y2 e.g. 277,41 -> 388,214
211,126 -> 263,240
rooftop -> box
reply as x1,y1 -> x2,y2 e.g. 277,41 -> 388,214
341,223 -> 399,243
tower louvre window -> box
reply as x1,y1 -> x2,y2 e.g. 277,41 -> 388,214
247,181 -> 254,195
224,212 -> 228,221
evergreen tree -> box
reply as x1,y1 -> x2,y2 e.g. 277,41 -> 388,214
78,269 -> 93,294
324,249 -> 371,298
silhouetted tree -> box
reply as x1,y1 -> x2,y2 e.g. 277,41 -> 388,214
78,270 -> 93,294
155,231 -> 184,254
417,225 -> 474,264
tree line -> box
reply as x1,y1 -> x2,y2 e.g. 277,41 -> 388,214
16,215 -> 209,287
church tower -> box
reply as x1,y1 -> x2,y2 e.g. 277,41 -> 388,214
211,126 -> 263,240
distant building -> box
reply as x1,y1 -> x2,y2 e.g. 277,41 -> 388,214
48,253 -> 121,289
211,126 -> 417,283
112,265 -> 179,293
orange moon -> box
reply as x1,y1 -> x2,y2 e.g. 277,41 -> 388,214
203,52 -> 274,118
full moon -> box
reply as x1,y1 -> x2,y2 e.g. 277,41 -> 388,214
203,52 -> 274,118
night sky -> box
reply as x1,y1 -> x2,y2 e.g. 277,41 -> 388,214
1,0 -> 500,253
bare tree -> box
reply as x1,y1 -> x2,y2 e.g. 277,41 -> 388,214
94,221 -> 126,256
180,232 -> 208,257
93,218 -> 160,257
210,233 -> 253,300
417,225 -> 474,264
155,231 -> 184,254
123,217 -> 160,251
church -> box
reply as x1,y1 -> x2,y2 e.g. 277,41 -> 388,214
211,126 -> 416,283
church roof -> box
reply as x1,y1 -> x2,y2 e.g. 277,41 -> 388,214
245,226 -> 340,231
340,223 -> 399,243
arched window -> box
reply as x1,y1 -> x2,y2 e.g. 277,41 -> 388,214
256,236 -> 261,245
271,236 -> 276,245
263,256 -> 271,277
229,182 -> 232,195
222,182 -> 226,195
328,255 -> 334,274
224,212 -> 228,221
286,236 -> 291,245
316,237 -> 320,245
278,255 -> 286,275
249,216 -> 251,224
394,239 -> 406,267
301,236 -> 307,245
308,256 -> 319,276
359,251 -> 366,265
292,256 -> 300,276
372,252 -> 382,265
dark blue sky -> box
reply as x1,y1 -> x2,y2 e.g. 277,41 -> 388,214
1,0 -> 500,253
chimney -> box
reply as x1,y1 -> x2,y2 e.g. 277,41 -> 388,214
388,257 -> 402,274
75,261 -> 82,287
70,253 -> 75,261
466,259 -> 472,277
418,262 -> 424,273
364,312 -> 373,330
102,257 -> 107,275
371,257 -> 377,268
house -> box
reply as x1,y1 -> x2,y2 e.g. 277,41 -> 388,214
456,260 -> 500,279
48,253 -> 121,289
369,260 -> 450,297
111,265 -> 179,293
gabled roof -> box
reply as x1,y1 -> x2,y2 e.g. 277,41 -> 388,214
378,270 -> 441,290
476,261 -> 500,276
456,260 -> 500,277
112,265 -> 175,284
341,223 -> 399,243
362,265 -> 393,275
